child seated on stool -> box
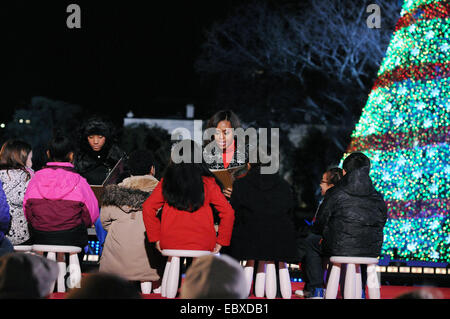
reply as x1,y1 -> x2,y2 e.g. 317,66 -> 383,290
99,149 -> 163,292
143,140 -> 235,256
23,135 -> 99,264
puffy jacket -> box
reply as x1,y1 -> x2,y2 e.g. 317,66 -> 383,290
23,162 -> 99,232
313,166 -> 387,258
100,175 -> 161,281
0,181 -> 10,243
143,176 -> 235,251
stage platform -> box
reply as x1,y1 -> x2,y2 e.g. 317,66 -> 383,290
48,281 -> 450,299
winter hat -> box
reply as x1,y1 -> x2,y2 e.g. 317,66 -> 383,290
180,254 -> 247,299
0,252 -> 59,299
82,116 -> 113,138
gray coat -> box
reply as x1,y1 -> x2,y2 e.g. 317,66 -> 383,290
99,175 -> 160,281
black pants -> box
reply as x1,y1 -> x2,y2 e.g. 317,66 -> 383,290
297,232 -> 368,295
296,232 -> 325,293
30,224 -> 88,271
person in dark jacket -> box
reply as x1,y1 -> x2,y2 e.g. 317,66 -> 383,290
307,152 -> 387,298
313,152 -> 387,258
74,116 -> 126,186
73,116 -> 127,253
0,181 -> 12,257
228,157 -> 298,297
295,167 -> 343,298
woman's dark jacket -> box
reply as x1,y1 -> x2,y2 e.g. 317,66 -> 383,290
312,166 -> 387,258
228,167 -> 299,263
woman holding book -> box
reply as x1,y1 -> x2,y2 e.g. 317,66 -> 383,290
203,110 -> 249,198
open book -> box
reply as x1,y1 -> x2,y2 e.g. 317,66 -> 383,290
91,156 -> 125,204
210,165 -> 247,189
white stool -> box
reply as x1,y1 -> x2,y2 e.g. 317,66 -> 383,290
13,245 -> 33,252
32,245 -> 82,293
161,249 -> 211,298
325,256 -> 380,299
246,261 -> 292,299
141,281 -> 152,294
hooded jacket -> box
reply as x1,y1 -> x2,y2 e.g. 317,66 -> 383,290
23,162 -> 99,232
313,166 -> 388,257
0,169 -> 31,245
143,176 -> 235,251
0,182 -> 10,244
99,175 -> 161,281
228,167 -> 299,262
74,117 -> 126,185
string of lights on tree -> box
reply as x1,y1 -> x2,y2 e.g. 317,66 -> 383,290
344,0 -> 450,262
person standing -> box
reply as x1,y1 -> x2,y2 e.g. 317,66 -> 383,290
73,116 -> 127,253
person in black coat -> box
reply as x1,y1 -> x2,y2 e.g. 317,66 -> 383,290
302,152 -> 387,298
73,116 -> 127,255
295,167 -> 343,298
313,152 -> 387,258
228,159 -> 298,297
74,116 -> 126,186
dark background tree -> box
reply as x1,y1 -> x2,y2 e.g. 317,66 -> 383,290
195,0 -> 401,212
120,123 -> 172,180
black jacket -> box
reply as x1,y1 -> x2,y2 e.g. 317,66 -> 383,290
312,166 -> 387,258
228,167 -> 299,262
74,145 -> 126,185
73,117 -> 127,185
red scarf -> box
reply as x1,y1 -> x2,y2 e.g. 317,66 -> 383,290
222,140 -> 235,169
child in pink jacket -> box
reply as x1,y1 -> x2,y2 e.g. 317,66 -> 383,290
24,135 -> 99,250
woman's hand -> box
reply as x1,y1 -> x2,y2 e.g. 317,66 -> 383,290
155,241 -> 162,253
223,187 -> 232,198
213,243 -> 222,254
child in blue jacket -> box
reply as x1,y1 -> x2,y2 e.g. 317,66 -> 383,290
0,180 -> 13,256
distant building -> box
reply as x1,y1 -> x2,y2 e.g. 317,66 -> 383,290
123,104 -> 203,144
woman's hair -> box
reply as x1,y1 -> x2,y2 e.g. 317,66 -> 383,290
47,135 -> 74,162
162,140 -> 221,212
205,110 -> 242,130
325,167 -> 343,185
0,139 -> 32,180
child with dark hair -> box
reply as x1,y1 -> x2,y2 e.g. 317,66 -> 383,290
143,140 -> 235,255
99,149 -> 162,293
299,152 -> 387,298
23,135 -> 99,252
295,167 -> 343,298
0,140 -> 34,245
315,152 -> 387,259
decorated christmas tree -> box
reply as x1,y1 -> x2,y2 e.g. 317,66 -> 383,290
345,0 -> 450,262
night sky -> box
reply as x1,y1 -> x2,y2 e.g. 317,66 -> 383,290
2,1 -> 246,123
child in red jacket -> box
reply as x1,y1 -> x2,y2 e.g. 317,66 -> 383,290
143,140 -> 235,254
